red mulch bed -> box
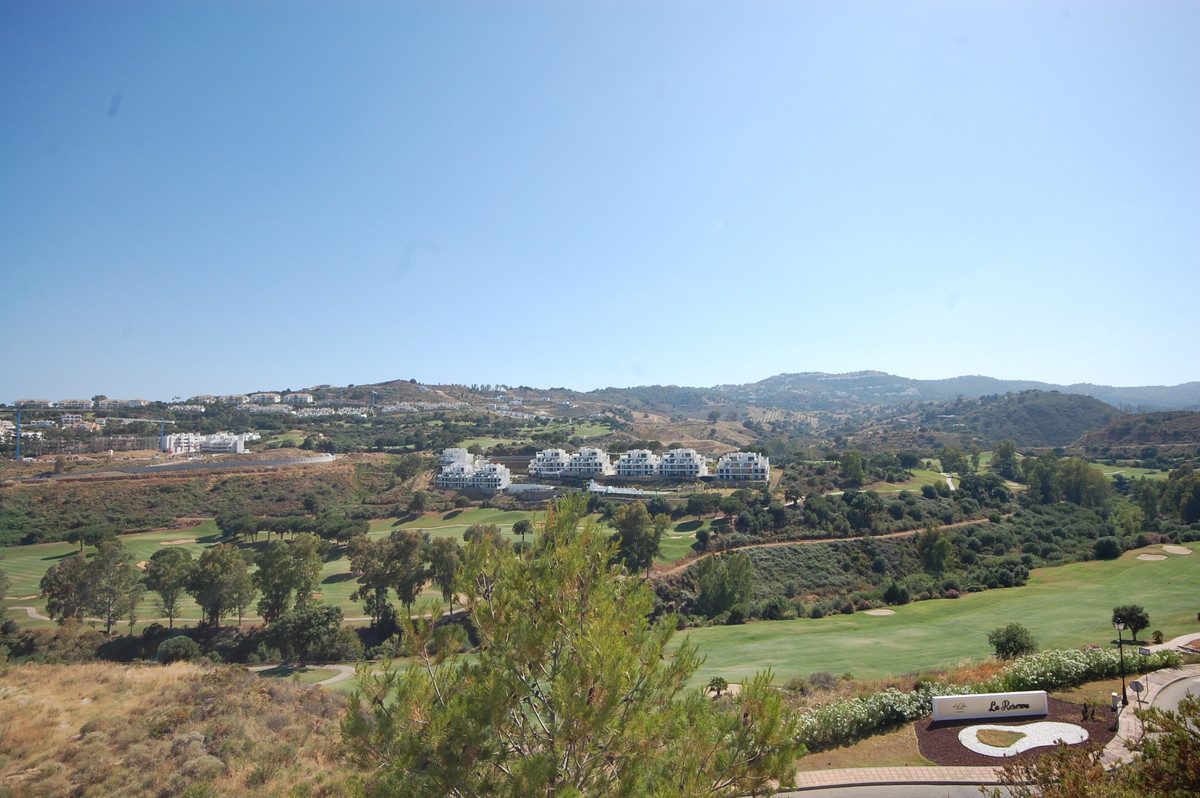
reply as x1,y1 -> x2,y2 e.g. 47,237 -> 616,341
915,697 -> 1117,767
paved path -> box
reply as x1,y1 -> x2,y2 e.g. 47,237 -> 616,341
248,663 -> 357,687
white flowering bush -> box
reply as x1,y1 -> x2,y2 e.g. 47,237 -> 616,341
987,647 -> 1182,693
794,648 -> 1183,751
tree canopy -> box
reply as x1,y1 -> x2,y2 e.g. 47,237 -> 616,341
342,493 -> 802,797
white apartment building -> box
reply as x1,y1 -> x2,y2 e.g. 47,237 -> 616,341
281,393 -> 314,404
163,432 -> 204,454
57,399 -> 94,409
60,413 -> 84,425
434,451 -> 511,493
472,461 -> 512,492
16,399 -> 53,408
658,448 -> 709,479
614,449 -> 661,477
435,462 -> 476,490
189,395 -> 217,404
201,433 -> 249,454
563,447 -> 615,477
528,448 -> 571,478
218,394 -> 250,404
162,432 -> 255,454
249,393 -> 281,404
439,448 -> 474,468
715,451 -> 770,482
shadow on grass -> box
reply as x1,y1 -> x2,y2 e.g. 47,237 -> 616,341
675,520 -> 701,532
42,550 -> 84,561
257,664 -> 306,678
443,510 -> 463,520
322,572 -> 356,584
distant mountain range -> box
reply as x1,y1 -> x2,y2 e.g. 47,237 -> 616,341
708,372 -> 1200,413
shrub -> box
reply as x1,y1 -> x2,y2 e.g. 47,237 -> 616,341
759,595 -> 792,621
988,623 -> 1037,660
1094,536 -> 1123,560
1152,630 -> 1164,644
725,604 -> 748,625
155,635 -> 202,664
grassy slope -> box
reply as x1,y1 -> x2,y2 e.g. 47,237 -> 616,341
0,662 -> 349,797
684,544 -> 1200,686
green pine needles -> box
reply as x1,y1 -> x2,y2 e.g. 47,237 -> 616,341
343,493 -> 802,798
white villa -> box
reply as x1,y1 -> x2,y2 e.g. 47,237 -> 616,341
614,449 -> 661,477
658,448 -> 709,479
715,451 -> 771,482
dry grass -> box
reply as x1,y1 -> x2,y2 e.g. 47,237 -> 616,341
795,723 -> 933,771
0,662 -> 352,797
977,729 -> 1025,747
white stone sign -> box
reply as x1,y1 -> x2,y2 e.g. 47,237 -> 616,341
932,691 -> 1049,722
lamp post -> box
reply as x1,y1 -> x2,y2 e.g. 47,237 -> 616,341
1114,620 -> 1128,707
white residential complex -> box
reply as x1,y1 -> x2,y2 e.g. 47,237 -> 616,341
434,450 -> 512,493
522,446 -> 768,482
564,447 -> 614,477
528,448 -> 571,478
162,432 -> 261,455
614,449 -> 661,477
714,451 -> 771,482
658,448 -> 710,479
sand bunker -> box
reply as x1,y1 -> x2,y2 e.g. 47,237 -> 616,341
136,560 -> 149,570
959,722 -> 1088,757
1137,554 -> 1167,561
864,609 -> 896,616
1162,545 -> 1193,555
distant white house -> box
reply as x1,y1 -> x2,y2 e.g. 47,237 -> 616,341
614,449 -> 661,477
658,448 -> 709,479
715,451 -> 770,482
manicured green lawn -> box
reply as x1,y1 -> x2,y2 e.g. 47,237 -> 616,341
682,543 -> 1200,687
1092,463 -> 1172,481
867,469 -> 949,493
256,665 -> 342,685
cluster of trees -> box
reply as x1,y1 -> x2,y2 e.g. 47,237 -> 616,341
37,532 -> 353,663
346,529 -> 462,638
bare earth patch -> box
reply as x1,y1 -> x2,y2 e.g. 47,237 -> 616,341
1137,554 -> 1167,561
864,609 -> 895,616
136,561 -> 149,570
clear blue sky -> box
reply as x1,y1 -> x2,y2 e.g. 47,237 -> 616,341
3,1 -> 1197,402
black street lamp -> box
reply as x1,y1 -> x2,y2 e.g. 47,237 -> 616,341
1114,620 -> 1129,707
